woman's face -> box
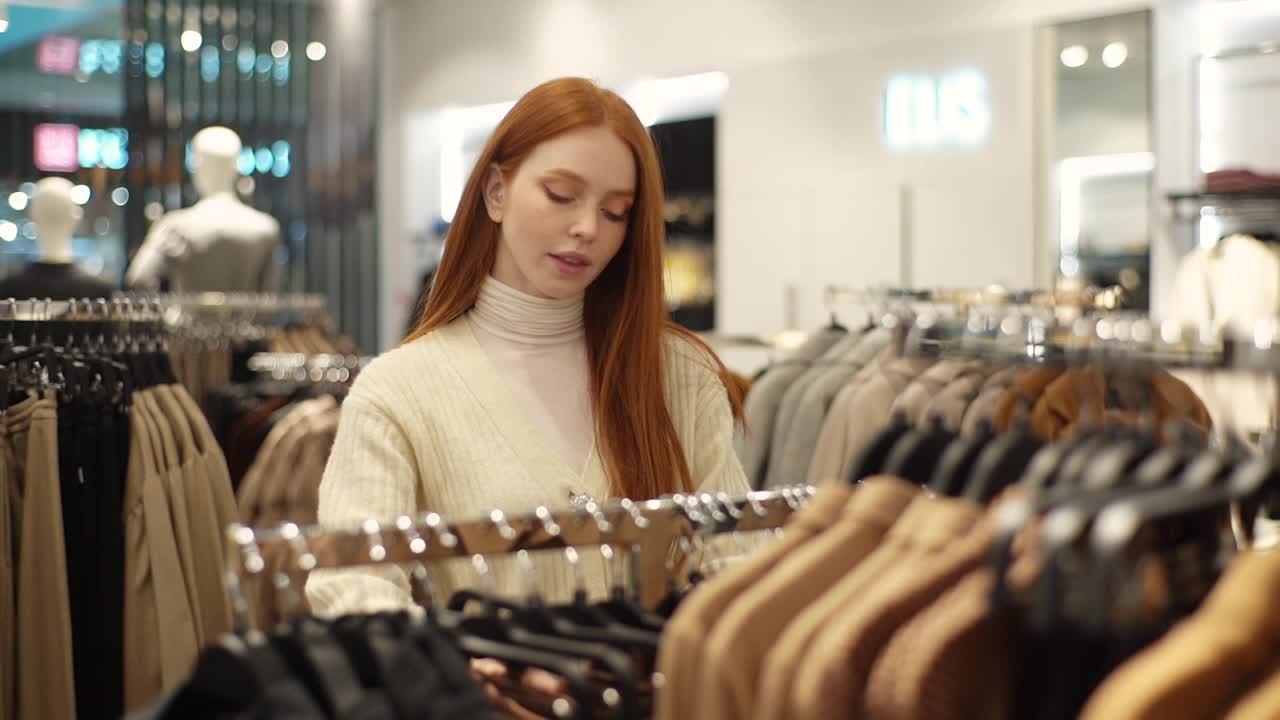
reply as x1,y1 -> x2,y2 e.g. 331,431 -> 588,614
485,124 -> 636,300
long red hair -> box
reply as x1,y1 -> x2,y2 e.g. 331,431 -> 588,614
404,77 -> 743,499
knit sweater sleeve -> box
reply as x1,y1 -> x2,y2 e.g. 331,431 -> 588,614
305,393 -> 419,617
691,369 -> 752,498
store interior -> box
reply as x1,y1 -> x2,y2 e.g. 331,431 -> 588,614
3,1 -> 1280,718
3,0 -> 1277,357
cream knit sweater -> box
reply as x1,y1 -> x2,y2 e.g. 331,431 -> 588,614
306,278 -> 751,616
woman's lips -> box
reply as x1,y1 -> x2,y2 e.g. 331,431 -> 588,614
549,252 -> 590,274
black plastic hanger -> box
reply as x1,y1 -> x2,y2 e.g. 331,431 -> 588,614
447,549 -> 661,653
269,615 -> 368,719
147,633 -> 327,719
438,552 -> 640,720
1092,430 -> 1158,487
429,621 -> 594,719
590,544 -> 668,633
1050,432 -> 1115,492
1078,450 -> 1265,632
439,605 -> 637,720
963,420 -> 1042,504
845,412 -> 912,484
882,415 -> 956,485
928,421 -> 995,497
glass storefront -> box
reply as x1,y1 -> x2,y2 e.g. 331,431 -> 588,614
0,0 -> 379,349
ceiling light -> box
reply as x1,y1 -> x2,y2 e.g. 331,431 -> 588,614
306,41 -> 326,61
271,40 -> 288,58
1102,42 -> 1128,68
70,184 -> 91,205
7,191 -> 27,211
0,2 -> 9,34
111,187 -> 129,206
180,29 -> 202,52
0,222 -> 14,242
1060,45 -> 1089,68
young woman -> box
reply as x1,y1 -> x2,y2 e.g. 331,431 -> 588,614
307,77 -> 750,616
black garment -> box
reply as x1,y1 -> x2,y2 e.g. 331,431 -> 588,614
57,395 -> 127,720
132,615 -> 495,720
409,621 -> 495,718
98,401 -> 127,719
127,641 -> 325,720
0,261 -> 115,301
335,613 -> 493,720
58,398 -> 96,720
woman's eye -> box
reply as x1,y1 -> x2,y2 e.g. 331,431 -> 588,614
544,187 -> 573,204
602,208 -> 630,223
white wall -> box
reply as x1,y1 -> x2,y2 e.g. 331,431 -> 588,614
717,27 -> 1037,333
379,0 -> 1151,348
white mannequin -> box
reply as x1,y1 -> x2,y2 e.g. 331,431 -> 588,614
29,177 -> 82,264
126,125 -> 280,292
0,176 -> 114,300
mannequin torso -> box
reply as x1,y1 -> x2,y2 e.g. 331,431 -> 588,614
126,127 -> 281,292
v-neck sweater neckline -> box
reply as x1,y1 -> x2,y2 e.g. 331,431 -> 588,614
464,276 -> 597,484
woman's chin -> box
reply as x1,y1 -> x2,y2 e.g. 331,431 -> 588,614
531,277 -> 590,300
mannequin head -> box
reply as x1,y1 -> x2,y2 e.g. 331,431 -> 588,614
29,177 -> 82,263
191,126 -> 242,199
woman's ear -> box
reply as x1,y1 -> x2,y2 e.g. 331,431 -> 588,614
482,164 -> 506,223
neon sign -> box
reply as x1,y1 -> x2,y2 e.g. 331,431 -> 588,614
884,69 -> 991,148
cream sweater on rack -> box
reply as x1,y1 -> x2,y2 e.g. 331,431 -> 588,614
306,277 -> 751,616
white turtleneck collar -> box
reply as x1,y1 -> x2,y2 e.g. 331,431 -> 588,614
469,275 -> 585,346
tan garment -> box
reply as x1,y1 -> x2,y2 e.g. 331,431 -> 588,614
124,393 -> 190,709
868,569 -> 1010,720
237,397 -> 326,524
153,385 -> 233,643
268,398 -> 338,525
926,364 -> 995,430
754,495 -> 958,720
890,360 -> 982,426
1226,664 -> 1280,720
284,409 -> 340,526
864,513 -> 1043,720
10,396 -> 76,720
995,368 -> 1214,443
698,476 -> 917,720
805,349 -> 891,485
238,400 -> 341,631
959,367 -> 1025,433
992,367 -> 1065,433
789,497 -> 985,718
1081,551 -> 1280,720
138,391 -> 206,645
239,396 -> 339,527
653,485 -> 855,720
170,384 -> 238,548
836,358 -> 936,481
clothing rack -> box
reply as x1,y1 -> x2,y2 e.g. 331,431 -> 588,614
108,291 -> 332,344
144,292 -> 328,314
0,296 -> 166,324
223,486 -> 814,630
823,283 -> 1130,313
246,352 -> 369,383
883,306 -> 1280,374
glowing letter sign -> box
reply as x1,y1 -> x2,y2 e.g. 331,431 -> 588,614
884,69 -> 990,148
